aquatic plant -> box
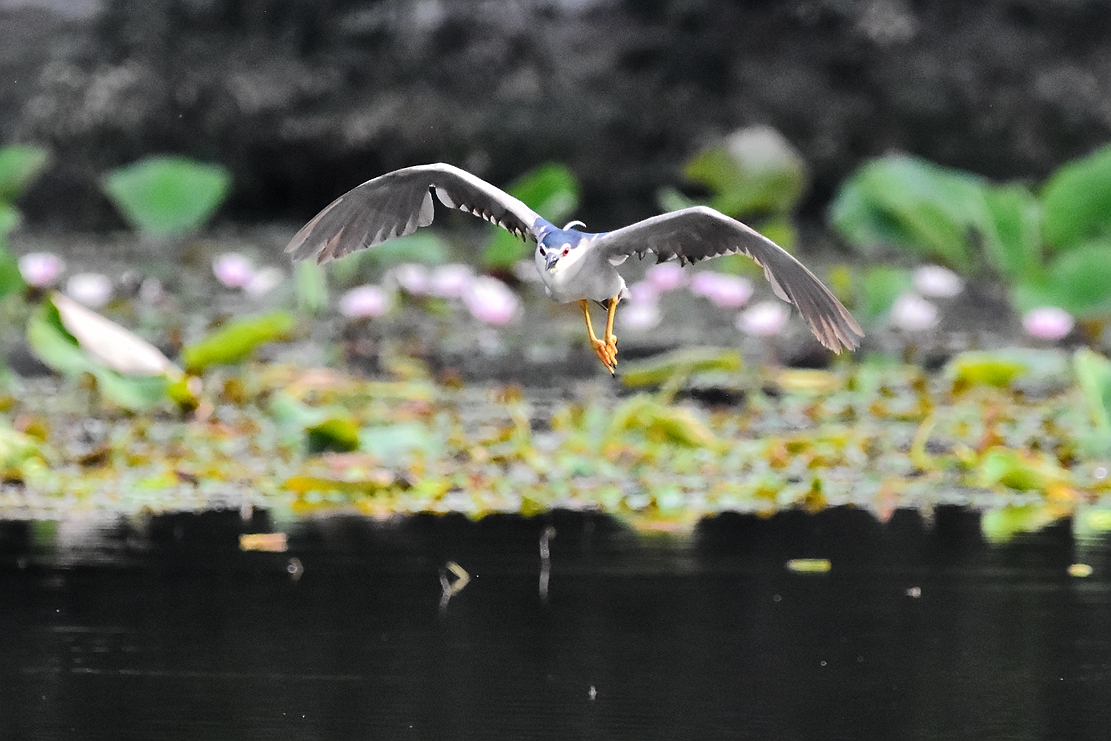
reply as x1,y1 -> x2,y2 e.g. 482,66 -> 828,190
0,144 -> 51,301
831,145 -> 1111,324
26,293 -> 182,411
101,155 -> 231,239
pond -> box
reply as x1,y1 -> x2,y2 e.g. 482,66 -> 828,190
2,507 -> 1110,740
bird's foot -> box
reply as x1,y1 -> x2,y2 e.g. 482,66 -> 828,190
591,336 -> 617,375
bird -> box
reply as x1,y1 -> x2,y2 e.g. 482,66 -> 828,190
286,162 -> 863,374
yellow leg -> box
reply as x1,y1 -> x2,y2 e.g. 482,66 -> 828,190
580,300 -> 616,374
603,296 -> 620,363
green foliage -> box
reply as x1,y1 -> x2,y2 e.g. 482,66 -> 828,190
26,299 -> 170,411
621,347 -> 743,388
0,226 -> 25,301
0,203 -> 19,237
306,417 -> 361,454
102,156 -> 231,239
1041,143 -> 1111,251
1073,348 -> 1111,450
0,144 -> 49,305
483,163 -> 579,270
1012,241 -> 1111,318
981,184 -> 1043,281
977,448 -> 1070,492
0,422 -> 40,473
608,395 -> 720,448
830,155 -> 989,272
945,350 -> 1028,389
684,126 -> 808,218
1075,506 -> 1111,538
945,348 -> 1069,390
295,260 -> 329,316
0,144 -> 50,202
858,266 -> 912,321
360,422 -> 442,461
981,503 -> 1066,543
181,311 -> 295,372
832,144 -> 1111,323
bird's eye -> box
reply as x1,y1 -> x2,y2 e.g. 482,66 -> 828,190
539,247 -> 546,256
561,248 -> 570,257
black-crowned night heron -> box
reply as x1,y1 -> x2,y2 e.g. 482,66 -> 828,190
287,163 -> 863,373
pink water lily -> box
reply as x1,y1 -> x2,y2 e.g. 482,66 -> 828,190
339,285 -> 391,318
18,252 -> 65,287
428,264 -> 475,298
391,263 -> 431,295
463,276 -> 520,325
65,272 -> 113,308
245,267 -> 284,297
736,300 -> 790,337
913,265 -> 964,298
212,253 -> 255,288
890,292 -> 939,331
619,300 -> 662,331
690,271 -> 754,308
1022,306 -> 1074,341
646,262 -> 688,292
627,280 -> 660,305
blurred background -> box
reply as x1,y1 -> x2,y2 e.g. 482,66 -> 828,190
7,3 -> 1111,739
4,0 -> 1110,230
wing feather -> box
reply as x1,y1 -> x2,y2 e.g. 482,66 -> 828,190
286,163 -> 542,263
596,206 -> 863,352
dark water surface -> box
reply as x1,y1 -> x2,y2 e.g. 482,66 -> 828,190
2,508 -> 1110,740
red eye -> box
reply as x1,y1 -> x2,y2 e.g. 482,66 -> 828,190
562,248 -> 569,257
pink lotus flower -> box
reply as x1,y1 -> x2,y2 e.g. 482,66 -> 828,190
690,271 -> 754,308
245,267 -> 284,297
913,265 -> 964,298
890,292 -> 939,331
428,264 -> 475,298
65,272 -> 112,308
1022,306 -> 1074,341
646,262 -> 688,292
18,252 -> 65,287
619,300 -> 662,331
339,285 -> 391,318
212,253 -> 255,288
736,300 -> 790,337
391,263 -> 431,295
463,276 -> 520,325
627,280 -> 660,305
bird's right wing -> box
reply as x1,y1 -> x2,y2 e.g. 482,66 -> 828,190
286,163 -> 543,263
597,206 -> 863,352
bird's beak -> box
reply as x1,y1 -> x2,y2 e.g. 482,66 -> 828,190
545,251 -> 559,271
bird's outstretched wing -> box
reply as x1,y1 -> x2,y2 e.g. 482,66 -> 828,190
286,163 -> 542,263
596,206 -> 864,352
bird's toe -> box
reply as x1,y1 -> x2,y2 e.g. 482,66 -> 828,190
591,338 -> 616,374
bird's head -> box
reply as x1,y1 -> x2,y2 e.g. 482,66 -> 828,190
536,221 -> 589,273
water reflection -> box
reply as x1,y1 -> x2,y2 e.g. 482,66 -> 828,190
2,508 -> 1110,740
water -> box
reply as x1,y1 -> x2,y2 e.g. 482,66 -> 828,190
2,508 -> 1110,740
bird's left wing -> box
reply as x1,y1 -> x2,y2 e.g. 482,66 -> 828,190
287,163 -> 543,263
596,206 -> 864,352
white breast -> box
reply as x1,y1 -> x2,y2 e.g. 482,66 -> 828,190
535,241 -> 627,303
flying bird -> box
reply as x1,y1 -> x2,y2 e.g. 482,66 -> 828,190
286,163 -> 862,373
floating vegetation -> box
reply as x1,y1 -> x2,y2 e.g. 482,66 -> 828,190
0,343 -> 1109,546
